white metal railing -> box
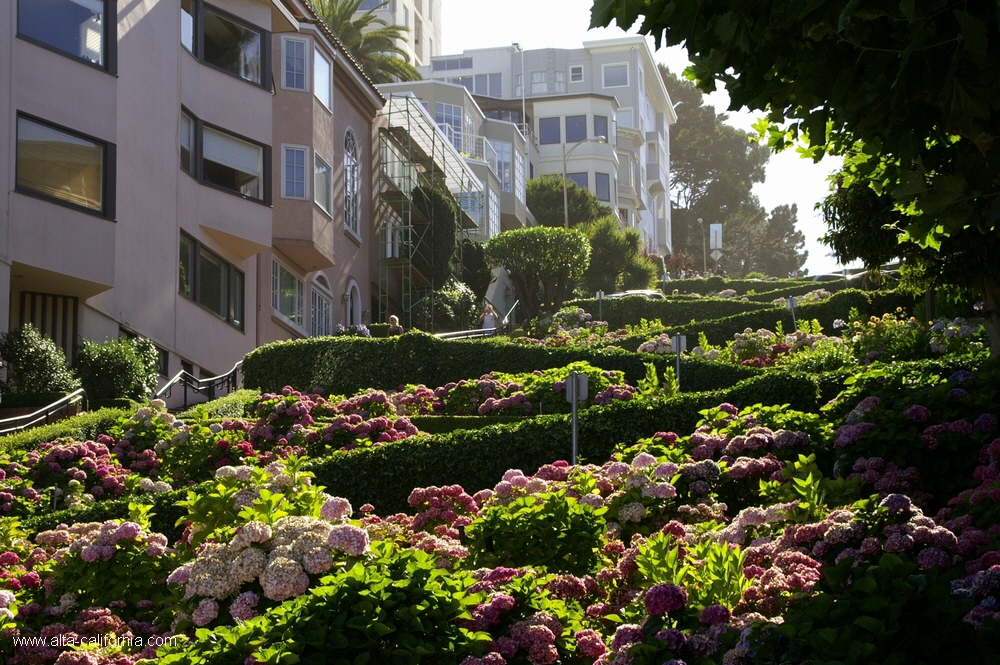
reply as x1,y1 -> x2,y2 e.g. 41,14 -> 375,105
0,389 -> 89,436
154,360 -> 242,408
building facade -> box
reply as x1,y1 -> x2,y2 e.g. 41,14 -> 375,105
356,0 -> 440,69
0,0 -> 383,393
419,36 -> 676,255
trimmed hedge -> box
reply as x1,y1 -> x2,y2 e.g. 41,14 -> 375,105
0,408 -> 131,454
668,289 -> 918,345
743,279 -> 850,302
565,295 -> 774,330
406,415 -> 533,435
242,333 -> 764,396
665,277 -> 816,296
307,370 -> 821,514
175,389 -> 259,421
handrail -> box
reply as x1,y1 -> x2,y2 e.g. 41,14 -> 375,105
503,299 -> 519,327
154,360 -> 243,408
435,328 -> 499,340
0,388 -> 89,436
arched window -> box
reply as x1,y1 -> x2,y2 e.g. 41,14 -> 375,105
346,279 -> 361,326
344,130 -> 360,235
310,274 -> 333,337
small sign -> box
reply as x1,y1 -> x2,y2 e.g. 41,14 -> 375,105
710,249 -> 723,262
566,373 -> 589,403
672,334 -> 687,353
710,223 -> 723,250
596,290 -> 604,300
787,297 -> 798,309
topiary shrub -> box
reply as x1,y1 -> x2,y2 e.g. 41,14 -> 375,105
76,336 -> 159,401
0,324 -> 79,397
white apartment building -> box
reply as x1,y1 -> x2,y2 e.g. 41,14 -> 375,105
419,36 -> 676,255
356,0 -> 441,69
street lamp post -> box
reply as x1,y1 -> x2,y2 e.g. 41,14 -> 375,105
562,136 -> 606,228
698,217 -> 707,273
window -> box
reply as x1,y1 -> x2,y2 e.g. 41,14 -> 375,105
594,115 -> 609,140
179,232 -> 245,329
315,153 -> 332,214
203,127 -> 264,199
311,287 -> 333,337
283,36 -> 307,90
181,109 -> 269,202
359,0 -> 383,9
513,73 -> 523,97
488,189 -> 500,237
565,115 -> 586,143
567,172 -> 588,190
474,74 -> 488,95
271,259 -> 304,328
16,114 -> 114,218
619,208 -> 629,226
530,71 -> 546,94
347,282 -> 362,326
554,71 -> 566,93
344,131 -> 360,235
617,108 -> 633,129
538,117 -> 560,145
495,141 -> 512,193
184,2 -> 268,87
596,172 -> 611,201
514,151 -> 526,204
647,141 -> 658,164
314,48 -> 332,108
570,65 -> 584,82
435,102 -> 463,151
448,75 -> 473,92
619,152 -> 632,185
603,63 -> 628,88
282,145 -> 307,199
17,0 -> 111,70
432,57 -> 473,71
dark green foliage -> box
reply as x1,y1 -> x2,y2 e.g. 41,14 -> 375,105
367,323 -> 391,337
568,294 -> 774,330
242,331 -> 763,396
76,336 -> 159,401
667,277 -> 815,296
526,174 -> 611,228
460,239 -> 494,303
411,278 -> 478,332
407,415 -> 532,435
581,215 -> 644,293
744,279 -> 850,302
175,389 -> 259,422
0,408 -> 130,454
411,186 -> 457,288
0,324 -> 79,396
305,371 -> 820,514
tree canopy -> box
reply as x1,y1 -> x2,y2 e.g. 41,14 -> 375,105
592,0 -> 1000,352
313,0 -> 421,83
526,175 -> 612,228
485,227 -> 590,320
580,216 -> 658,294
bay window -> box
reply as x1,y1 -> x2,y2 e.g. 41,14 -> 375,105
272,259 -> 304,328
18,0 -> 113,70
181,1 -> 269,88
179,232 -> 245,329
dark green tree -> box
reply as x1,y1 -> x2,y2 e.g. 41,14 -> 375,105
77,337 -> 159,401
411,186 -> 457,289
0,324 -> 79,396
593,0 -> 1000,353
526,175 -> 611,228
485,227 -> 590,320
313,0 -> 421,83
459,239 -> 494,303
579,216 -> 657,293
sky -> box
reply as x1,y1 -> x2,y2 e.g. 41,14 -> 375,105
439,0 -> 850,276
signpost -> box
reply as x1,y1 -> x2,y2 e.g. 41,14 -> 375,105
787,296 -> 798,330
672,334 -> 686,389
709,224 -> 723,269
566,371 -> 588,464
596,290 -> 604,321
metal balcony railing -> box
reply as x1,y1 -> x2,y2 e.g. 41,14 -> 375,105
154,361 -> 243,409
0,388 -> 89,436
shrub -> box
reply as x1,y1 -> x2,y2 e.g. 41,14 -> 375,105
411,278 -> 478,332
0,407 -> 130,454
76,336 -> 159,401
0,324 -> 79,396
567,294 -> 773,329
175,389 -> 259,421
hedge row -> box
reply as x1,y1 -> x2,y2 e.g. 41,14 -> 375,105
307,370 -> 822,515
0,408 -> 131,454
665,277 -> 816,296
242,334 -> 764,396
669,289 -> 918,345
566,295 -> 774,330
175,389 -> 259,422
743,279 -> 850,303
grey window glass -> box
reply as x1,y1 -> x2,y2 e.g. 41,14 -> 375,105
565,115 -> 586,143
594,115 -> 609,140
489,73 -> 502,97
198,248 -> 227,318
315,154 -> 332,214
16,116 -> 105,213
203,7 -> 261,84
475,74 -> 488,95
179,234 -> 194,297
18,0 -> 105,67
181,0 -> 195,52
201,127 -> 262,199
285,38 -> 306,89
180,112 -> 195,174
539,117 -> 560,145
596,172 -> 611,201
231,268 -> 244,328
567,172 -> 587,189
604,63 -> 628,87
284,147 -> 305,198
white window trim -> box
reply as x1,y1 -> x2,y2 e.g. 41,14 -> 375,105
617,107 -> 634,130
570,65 -> 584,83
314,151 -> 333,216
310,279 -> 333,337
280,143 -> 310,200
271,257 -> 306,333
280,35 -> 310,92
314,47 -> 333,110
602,62 -> 629,88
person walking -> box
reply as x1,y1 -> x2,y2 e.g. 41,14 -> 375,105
478,304 -> 498,331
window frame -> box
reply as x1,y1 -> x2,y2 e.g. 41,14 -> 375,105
180,107 -> 271,205
15,112 -> 116,220
530,71 -> 546,94
565,115 -> 587,143
595,172 -> 611,202
16,0 -> 117,74
567,172 -> 588,190
183,1 -> 271,90
603,62 -> 629,88
281,34 -> 309,92
281,144 -> 309,200
178,231 -> 245,330
538,117 -> 560,145
314,151 -> 333,216
554,71 -> 566,93
343,130 -> 361,237
310,278 -> 334,337
570,65 -> 584,83
313,46 -> 333,110
271,257 -> 306,332
593,115 -> 609,141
